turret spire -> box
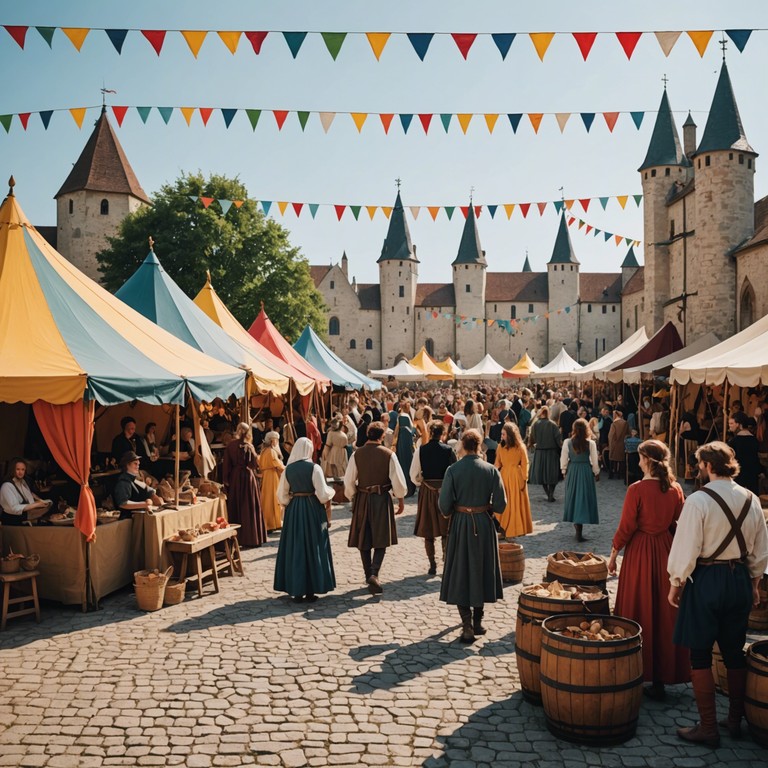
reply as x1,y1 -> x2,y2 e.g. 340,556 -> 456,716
376,190 -> 417,263
452,203 -> 486,266
548,211 -> 580,265
639,89 -> 687,171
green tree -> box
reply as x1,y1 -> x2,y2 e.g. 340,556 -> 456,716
97,171 -> 327,342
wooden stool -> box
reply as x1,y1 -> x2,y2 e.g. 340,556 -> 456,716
218,533 -> 244,577
0,570 -> 41,631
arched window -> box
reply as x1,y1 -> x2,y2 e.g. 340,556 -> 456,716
328,316 -> 340,336
740,280 -> 756,331
365,338 -> 373,350
349,339 -> 356,350
100,199 -> 109,215
511,305 -> 517,319
425,338 -> 435,357
68,199 -> 74,214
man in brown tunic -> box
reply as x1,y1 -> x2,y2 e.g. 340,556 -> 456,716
344,421 -> 408,594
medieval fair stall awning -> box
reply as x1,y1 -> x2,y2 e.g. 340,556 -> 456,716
435,356 -> 463,377
531,346 -> 583,379
572,327 -> 649,381
605,321 -> 683,384
116,251 -> 291,397
620,332 -> 720,384
369,359 -> 426,381
409,347 -> 453,379
293,324 -> 379,391
503,352 -> 541,379
456,353 -> 506,380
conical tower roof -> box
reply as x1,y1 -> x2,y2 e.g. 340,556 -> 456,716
377,191 -> 417,263
522,254 -> 532,272
695,61 -> 755,156
55,107 -> 150,202
452,204 -> 486,266
548,211 -> 579,265
639,89 -> 687,171
621,246 -> 640,268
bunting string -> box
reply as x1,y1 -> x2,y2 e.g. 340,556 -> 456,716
2,25 -> 757,60
428,304 -> 580,336
565,212 -> 641,248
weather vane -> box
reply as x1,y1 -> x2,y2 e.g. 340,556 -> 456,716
661,73 -> 668,89
719,35 -> 728,61
395,177 -> 401,191
148,235 -> 154,251
100,86 -> 117,108
558,186 -> 564,203
469,185 -> 475,203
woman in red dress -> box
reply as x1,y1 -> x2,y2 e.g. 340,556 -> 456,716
607,439 -> 689,700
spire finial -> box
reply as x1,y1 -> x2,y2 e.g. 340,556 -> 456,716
719,34 -> 728,61
100,86 -> 116,114
395,177 -> 401,191
469,185 -> 475,204
205,269 -> 211,284
558,186 -> 564,203
148,235 -> 154,252
661,73 -> 669,89
8,176 -> 15,197
260,300 -> 265,312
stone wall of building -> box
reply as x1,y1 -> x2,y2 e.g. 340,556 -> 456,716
736,248 -> 768,331
453,264 -> 488,367
578,302 -> 622,363
484,301 -> 549,368
546,264 -> 580,361
415,306 -> 456,363
621,292 -> 645,340
379,259 -> 418,364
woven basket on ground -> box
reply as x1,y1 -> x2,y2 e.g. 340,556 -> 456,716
163,579 -> 187,606
134,567 -> 173,611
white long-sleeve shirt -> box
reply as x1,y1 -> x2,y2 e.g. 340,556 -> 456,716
343,448 -> 408,501
410,446 -> 423,487
276,461 -> 335,506
560,438 -> 600,475
0,479 -> 36,516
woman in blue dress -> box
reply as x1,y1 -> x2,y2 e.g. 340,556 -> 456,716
560,418 -> 601,542
274,438 -> 336,603
392,401 -> 416,497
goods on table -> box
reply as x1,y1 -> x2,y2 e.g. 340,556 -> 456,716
499,541 -> 525,583
96,509 -> 121,524
556,618 -> 627,640
156,474 -> 199,504
49,508 -> 77,525
21,554 -> 40,571
192,478 -> 224,498
167,518 -> 229,543
746,640 -> 768,747
522,580 -> 605,601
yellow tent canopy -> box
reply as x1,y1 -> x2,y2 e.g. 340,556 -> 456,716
503,352 -> 541,379
409,347 -> 453,379
435,356 -> 462,377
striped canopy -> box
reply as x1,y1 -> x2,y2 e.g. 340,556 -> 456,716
0,188 -> 245,405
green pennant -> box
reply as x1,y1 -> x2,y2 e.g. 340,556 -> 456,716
625,237 -> 633,246
36,26 -> 55,47
308,203 -> 319,219
158,107 -> 173,125
246,109 -> 261,130
350,205 -> 361,220
321,32 -> 347,60
137,106 -> 152,123
297,111 -> 310,131
445,206 -> 455,220
599,197 -> 609,210
440,114 -> 452,132
0,115 -> 12,133
633,194 -> 643,206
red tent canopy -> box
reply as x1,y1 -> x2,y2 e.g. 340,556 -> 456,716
609,321 -> 683,375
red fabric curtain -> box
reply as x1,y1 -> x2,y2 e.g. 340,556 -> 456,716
32,399 -> 97,542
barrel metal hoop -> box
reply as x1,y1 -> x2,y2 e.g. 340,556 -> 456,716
515,646 -> 541,663
541,643 -> 640,661
544,715 -> 639,732
518,614 -> 544,626
539,673 -> 643,694
745,695 -> 768,709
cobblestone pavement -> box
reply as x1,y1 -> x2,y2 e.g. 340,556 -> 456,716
1,472 -> 766,767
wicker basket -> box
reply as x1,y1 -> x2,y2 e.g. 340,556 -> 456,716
134,567 -> 173,611
546,551 -> 608,589
1,557 -> 21,574
21,554 -> 40,571
163,579 -> 186,606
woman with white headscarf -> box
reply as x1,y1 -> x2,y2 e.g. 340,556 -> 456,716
274,438 -> 336,603
259,431 -> 285,531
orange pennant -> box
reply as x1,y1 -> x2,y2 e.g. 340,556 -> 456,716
233,200 -> 244,208
687,30 -> 713,57
529,32 -> 555,61
62,28 -> 89,51
200,197 -> 214,209
379,113 -> 394,133
457,114 -> 473,134
366,32 -> 391,60
615,235 -> 623,246
528,113 -> 544,133
366,206 -> 378,220
217,31 -> 242,54
69,107 -> 87,128
603,112 -> 620,132
484,114 -> 499,133
382,207 -> 392,219
199,107 -> 213,126
181,30 -> 207,57
537,202 -> 547,216
503,204 -> 515,219
428,206 -> 440,221
351,113 -> 368,132
277,201 -> 288,215
273,110 -> 289,129
564,199 -> 575,210
180,107 -> 195,126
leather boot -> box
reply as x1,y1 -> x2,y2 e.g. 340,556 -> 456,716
458,606 -> 475,644
473,607 -> 487,636
720,668 -> 747,738
425,539 -> 437,576
574,524 -> 586,543
677,668 -> 721,748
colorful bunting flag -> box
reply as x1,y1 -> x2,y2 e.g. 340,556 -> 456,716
69,107 -> 86,128
491,33 -> 516,59
452,33 -> 477,59
407,33 -> 433,61
245,31 -> 268,54
572,32 -> 597,60
530,32 -> 555,61
141,29 -> 166,56
4,26 -> 28,49
366,32 -> 390,60
321,32 -> 346,60
62,27 -> 89,51
655,30 -> 681,56
616,31 -> 642,59
282,31 -> 306,58
687,30 -> 713,57
36,27 -> 56,48
217,31 -> 241,54
181,30 -> 207,57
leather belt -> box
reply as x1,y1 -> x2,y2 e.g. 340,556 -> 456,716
289,492 -> 314,498
455,505 -> 491,514
697,557 -> 746,567
358,484 -> 392,495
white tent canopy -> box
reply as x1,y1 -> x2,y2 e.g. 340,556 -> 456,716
456,353 -> 506,380
368,359 -> 426,381
573,327 -> 649,381
532,346 -> 582,379
621,332 -> 720,384
671,314 -> 768,387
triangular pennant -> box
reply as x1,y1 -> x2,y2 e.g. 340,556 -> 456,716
503,204 -> 515,219
245,31 -> 269,54
277,201 -> 289,215
457,114 -> 472,134
460,206 -> 469,219
188,196 -> 198,204
616,195 -> 628,209
321,32 -> 347,60
0,115 -> 11,133
418,114 -> 433,133
219,200 -> 233,215
366,32 -> 390,60
598,197 -> 609,210
555,113 -> 570,133
630,111 -> 644,129
655,31 -> 681,57
725,29 -> 752,53
565,200 -> 574,210
409,206 -> 420,220
407,33 -> 434,61
537,202 -> 548,216
615,235 -> 623,246
519,203 -> 531,218
687,30 -> 714,57
633,194 -> 643,206
578,219 -> 585,230
400,113 -> 413,133
297,111 -> 310,131
554,200 -> 564,214
529,32 -> 555,61
180,107 -> 195,126
585,225 -> 593,235
528,113 -> 543,134
604,232 -> 612,241
382,207 -> 392,219
273,110 -> 289,129
111,105 -> 129,127
158,106 -> 174,124
62,28 -> 89,52
283,31 -> 307,58
350,205 -> 361,220
593,228 -> 601,237
351,113 -> 368,132
69,107 -> 86,128
484,114 -> 499,133
18,113 -> 30,130
444,207 -> 455,220
200,197 -> 214,209
567,216 -> 576,226
181,30 -> 207,57
309,203 -> 319,219
440,114 -> 452,132
366,206 -> 377,220
451,33 -> 477,59
491,32 -> 516,59
36,27 -> 56,48
137,106 -> 152,124
379,114 -> 394,133
572,32 -> 597,60
221,108 -> 237,128
217,31 -> 242,54
603,112 -> 620,132
625,237 -> 633,246
428,206 -> 440,221
199,107 -> 213,126
507,113 -> 522,133
4,26 -> 28,48
319,112 -> 335,133
487,205 -> 498,219
615,32 -> 642,59
580,113 -> 595,132
233,200 -> 243,209
261,201 -> 273,215
141,29 -> 166,56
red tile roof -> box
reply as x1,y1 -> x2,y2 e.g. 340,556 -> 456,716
580,273 -> 622,303
485,272 -> 548,302
415,283 -> 455,307
622,267 -> 645,295
310,265 -> 331,285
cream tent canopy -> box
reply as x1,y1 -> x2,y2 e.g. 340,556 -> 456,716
369,359 -> 426,381
531,346 -> 582,379
435,356 -> 463,376
572,327 -> 649,381
456,354 -> 506,380
621,332 -> 720,384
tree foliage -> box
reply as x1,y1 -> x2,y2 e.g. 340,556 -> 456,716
97,171 -> 327,342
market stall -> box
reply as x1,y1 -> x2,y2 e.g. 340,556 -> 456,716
605,321 -> 683,384
409,347 -> 453,379
456,353 -> 506,380
368,359 -> 426,381
572,327 -> 649,382
503,352 -> 541,379
531,346 -> 583,380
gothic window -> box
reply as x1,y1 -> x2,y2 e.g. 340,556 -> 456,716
329,316 -> 340,336
528,304 -> 533,313
365,338 -> 373,350
425,338 -> 435,357
399,285 -> 404,297
330,280 -> 335,289
349,339 -> 356,349
68,199 -> 74,214
739,280 -> 756,331
100,199 -> 109,215
602,305 -> 607,314
511,306 -> 517,319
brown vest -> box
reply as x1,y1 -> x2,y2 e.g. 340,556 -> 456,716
354,443 -> 392,488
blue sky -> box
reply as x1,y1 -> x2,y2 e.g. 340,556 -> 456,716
2,1 -> 767,285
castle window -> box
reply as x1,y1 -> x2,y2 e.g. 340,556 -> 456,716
349,339 -> 356,349
399,261 -> 403,267
729,153 -> 734,160
465,284 -> 471,293
329,317 -> 340,336
399,285 -> 404,298
651,169 -> 656,178
100,199 -> 109,215
602,305 -> 607,314
511,306 -> 517,319
670,219 -> 675,238
634,305 -> 638,328
570,266 -> 574,271
68,199 -> 74,214
494,304 -> 497,313
602,338 -> 606,351
626,319 -> 630,328
365,338 -> 373,350
697,159 -> 701,169
748,159 -> 753,169
644,172 -> 647,180
528,304 -> 533,313
406,306 -> 410,315
417,312 -> 421,320
330,280 -> 335,289
705,155 -> 711,167
465,265 -> 468,270
425,338 -> 435,357
665,168 -> 670,177
612,305 -> 616,312
739,154 -> 744,165
587,304 -> 592,313
391,306 -> 394,312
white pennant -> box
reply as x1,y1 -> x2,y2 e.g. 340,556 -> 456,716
409,206 -> 420,219
655,31 -> 682,57
555,113 -> 571,133
319,112 -> 336,133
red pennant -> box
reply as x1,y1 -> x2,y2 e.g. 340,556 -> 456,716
245,31 -> 269,54
273,110 -> 289,129
519,203 -> 531,218
603,112 -> 620,132
616,32 -> 642,59
111,105 -> 129,127
585,225 -> 593,234
200,197 -> 214,209
579,198 -> 591,212
572,32 -> 597,60
432,311 -> 438,319
418,113 -> 433,133
475,205 -> 482,218
334,205 -> 346,221
537,202 -> 547,216
380,113 -> 394,133
451,33 -> 477,59
4,26 -> 28,49
567,216 -> 576,226
460,206 -> 469,219
18,113 -> 31,130
292,202 -> 303,216
141,30 -> 167,55
199,107 -> 213,126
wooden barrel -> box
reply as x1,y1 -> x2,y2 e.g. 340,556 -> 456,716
540,614 -> 643,745
499,542 -> 525,584
516,585 -> 609,705
748,576 -> 768,632
712,642 -> 730,696
746,640 -> 768,747
546,551 -> 608,590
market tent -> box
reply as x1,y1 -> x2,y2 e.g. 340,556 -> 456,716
456,353 -> 506,380
293,324 -> 379,390
621,332 -> 720,384
573,327 -> 649,381
116,251 -> 291,396
532,346 -> 583,379
435,356 -> 463,376
409,347 -> 452,379
671,313 -> 768,386
369,359 -> 426,381
503,353 -> 541,379
249,308 -> 330,389
605,321 -> 683,383
193,274 -> 317,395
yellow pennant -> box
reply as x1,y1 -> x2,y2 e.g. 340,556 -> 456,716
487,319 -> 495,327
69,107 -> 87,128
528,113 -> 544,133
484,114 -> 499,133
217,31 -> 242,54
687,30 -> 714,57
351,113 -> 368,132
180,107 -> 195,126
62,28 -> 89,51
457,114 -> 473,134
382,207 -> 392,219
428,206 -> 440,221
366,32 -> 391,60
555,113 -> 571,133
655,31 -> 681,57
616,195 -> 628,209
503,204 -> 515,219
564,199 -> 575,209
277,201 -> 288,215
529,32 -> 555,61
181,30 -> 207,57
366,206 -> 378,220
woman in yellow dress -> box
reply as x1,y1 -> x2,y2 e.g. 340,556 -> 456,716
494,422 -> 533,538
259,431 -> 285,531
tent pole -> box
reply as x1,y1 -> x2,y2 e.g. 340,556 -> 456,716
670,383 -> 678,469
174,404 -> 181,507
723,379 -> 730,440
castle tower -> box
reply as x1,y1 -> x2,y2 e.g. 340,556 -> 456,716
638,87 -> 689,334
55,107 -> 150,281
452,204 -> 487,367
377,190 -> 418,364
546,211 -> 580,361
621,246 -> 640,289
683,111 -> 697,159
522,253 -> 532,272
689,61 -> 757,340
